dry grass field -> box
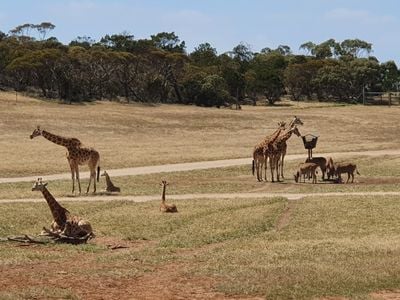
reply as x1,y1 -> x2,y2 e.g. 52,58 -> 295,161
0,91 -> 399,177
2,196 -> 400,299
1,91 -> 400,299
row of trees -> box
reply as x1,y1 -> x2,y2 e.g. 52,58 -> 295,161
0,22 -> 399,106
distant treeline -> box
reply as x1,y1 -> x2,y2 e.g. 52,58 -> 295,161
0,22 -> 399,106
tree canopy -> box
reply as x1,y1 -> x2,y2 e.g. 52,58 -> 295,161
0,24 -> 399,106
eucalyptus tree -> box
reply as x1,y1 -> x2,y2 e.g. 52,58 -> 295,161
190,42 -> 218,67
151,32 -> 186,53
380,61 -> 399,91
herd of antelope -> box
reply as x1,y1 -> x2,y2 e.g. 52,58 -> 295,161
252,116 -> 360,184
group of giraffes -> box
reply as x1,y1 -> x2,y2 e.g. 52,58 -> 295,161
252,116 -> 304,182
28,126 -> 177,241
29,126 -> 103,240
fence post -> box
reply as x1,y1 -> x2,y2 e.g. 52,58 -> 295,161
362,86 -> 365,105
389,93 -> 392,107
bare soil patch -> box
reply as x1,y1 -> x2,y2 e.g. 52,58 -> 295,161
0,238 -> 262,300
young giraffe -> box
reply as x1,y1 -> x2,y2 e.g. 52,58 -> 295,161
30,126 -> 100,194
160,180 -> 178,213
252,121 -> 286,182
32,178 -> 94,238
101,170 -> 121,193
268,126 -> 302,182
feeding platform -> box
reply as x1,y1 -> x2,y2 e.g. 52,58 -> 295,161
302,134 -> 319,159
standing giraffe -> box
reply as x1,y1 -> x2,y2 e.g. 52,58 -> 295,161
268,126 -> 302,182
32,178 -> 94,238
278,116 -> 304,179
252,121 -> 286,182
252,116 -> 303,182
30,126 -> 100,194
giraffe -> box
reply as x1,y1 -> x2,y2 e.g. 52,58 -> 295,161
252,121 -> 286,182
101,170 -> 121,193
32,178 -> 94,238
278,116 -> 304,179
30,126 -> 100,194
252,116 -> 303,182
268,126 -> 302,182
160,180 -> 178,213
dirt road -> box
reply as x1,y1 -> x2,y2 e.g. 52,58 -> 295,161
0,149 -> 399,184
0,191 -> 399,204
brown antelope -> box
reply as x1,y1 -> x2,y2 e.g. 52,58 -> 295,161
305,157 -> 327,180
333,163 -> 360,183
294,162 -> 319,184
325,157 -> 335,180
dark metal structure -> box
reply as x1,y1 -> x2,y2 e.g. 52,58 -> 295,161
302,134 -> 319,159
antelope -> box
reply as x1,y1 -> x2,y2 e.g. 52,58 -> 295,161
294,162 -> 319,184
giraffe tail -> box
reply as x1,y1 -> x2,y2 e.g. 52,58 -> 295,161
252,160 -> 255,175
97,166 -> 100,182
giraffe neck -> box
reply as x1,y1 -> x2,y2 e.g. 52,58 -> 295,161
161,185 -> 166,203
41,187 -> 69,226
105,174 -> 114,187
41,130 -> 73,148
269,128 -> 283,144
278,130 -> 294,144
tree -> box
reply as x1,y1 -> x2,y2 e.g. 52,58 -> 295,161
151,32 -> 186,53
229,42 -> 253,62
250,52 -> 287,104
299,41 -> 316,55
69,36 -> 95,49
190,42 -> 218,66
99,32 -> 135,51
339,39 -> 372,58
34,22 -> 56,40
196,74 -> 232,107
380,61 -> 398,91
284,59 -> 324,100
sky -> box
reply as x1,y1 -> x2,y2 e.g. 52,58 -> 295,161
1,0 -> 399,64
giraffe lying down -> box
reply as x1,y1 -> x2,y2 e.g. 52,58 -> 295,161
101,170 -> 121,193
32,178 -> 94,239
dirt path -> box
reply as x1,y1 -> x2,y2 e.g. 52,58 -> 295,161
1,191 -> 400,204
0,149 -> 399,184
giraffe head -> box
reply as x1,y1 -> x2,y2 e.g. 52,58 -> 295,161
160,180 -> 169,187
101,170 -> 108,177
291,126 -> 301,137
289,116 -> 303,128
30,126 -> 42,139
277,121 -> 286,130
32,178 -> 48,191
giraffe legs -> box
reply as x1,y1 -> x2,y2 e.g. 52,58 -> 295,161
269,156 -> 275,182
263,156 -> 268,181
86,168 -> 97,194
275,158 -> 281,182
256,160 -> 261,182
68,159 -> 81,194
86,153 -> 100,194
280,151 -> 286,179
75,165 -> 82,194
